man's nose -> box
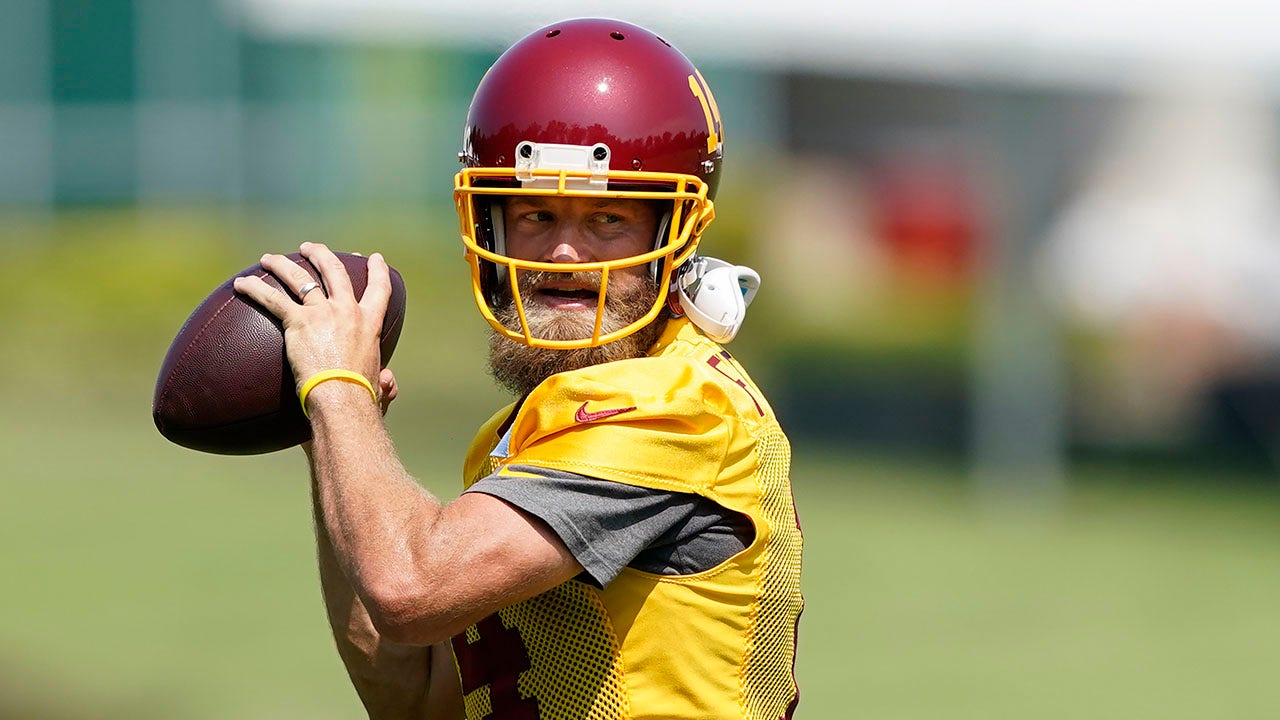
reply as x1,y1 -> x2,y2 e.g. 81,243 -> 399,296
548,242 -> 581,263
545,226 -> 591,263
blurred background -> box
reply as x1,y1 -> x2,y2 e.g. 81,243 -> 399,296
3,1 -> 1279,717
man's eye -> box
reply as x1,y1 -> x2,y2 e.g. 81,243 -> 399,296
595,213 -> 623,224
523,210 -> 553,222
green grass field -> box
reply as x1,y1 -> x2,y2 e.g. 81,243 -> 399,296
3,209 -> 1279,718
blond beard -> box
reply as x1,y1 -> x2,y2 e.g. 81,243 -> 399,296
488,270 -> 667,397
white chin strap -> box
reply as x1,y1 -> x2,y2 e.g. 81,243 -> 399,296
675,256 -> 760,343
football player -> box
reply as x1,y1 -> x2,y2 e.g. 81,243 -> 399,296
236,17 -> 802,719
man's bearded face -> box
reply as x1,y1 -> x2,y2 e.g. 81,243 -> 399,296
487,268 -> 666,397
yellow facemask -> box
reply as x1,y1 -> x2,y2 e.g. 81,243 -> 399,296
455,166 -> 715,349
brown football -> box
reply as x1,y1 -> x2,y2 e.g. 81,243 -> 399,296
153,252 -> 407,455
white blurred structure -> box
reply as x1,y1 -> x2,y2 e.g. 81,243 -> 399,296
1042,73 -> 1280,345
1039,72 -> 1280,442
235,0 -> 1280,86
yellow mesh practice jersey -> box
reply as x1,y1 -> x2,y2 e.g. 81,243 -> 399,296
451,318 -> 804,720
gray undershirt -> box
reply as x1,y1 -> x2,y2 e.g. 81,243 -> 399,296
466,464 -> 754,588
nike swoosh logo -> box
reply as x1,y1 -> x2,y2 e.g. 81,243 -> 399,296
574,402 -> 637,423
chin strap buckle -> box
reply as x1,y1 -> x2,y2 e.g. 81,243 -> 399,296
674,256 -> 760,343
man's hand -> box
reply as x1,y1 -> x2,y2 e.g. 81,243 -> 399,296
233,242 -> 391,401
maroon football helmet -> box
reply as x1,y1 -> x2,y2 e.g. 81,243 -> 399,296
454,17 -> 724,348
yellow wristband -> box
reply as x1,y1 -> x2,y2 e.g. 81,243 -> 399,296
298,369 -> 377,418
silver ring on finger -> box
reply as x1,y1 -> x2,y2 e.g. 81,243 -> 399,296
298,281 -> 322,301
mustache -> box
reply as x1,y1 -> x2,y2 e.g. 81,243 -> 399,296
523,270 -> 601,293
494,270 -> 603,301
494,269 -> 658,305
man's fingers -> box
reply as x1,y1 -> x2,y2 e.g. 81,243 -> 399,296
258,253 -> 322,303
300,242 -> 356,301
233,274 -> 296,319
360,252 -> 393,322
378,367 -> 397,416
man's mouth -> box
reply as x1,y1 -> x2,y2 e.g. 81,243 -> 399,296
533,286 -> 600,309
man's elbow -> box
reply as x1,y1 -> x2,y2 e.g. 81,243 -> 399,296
361,577 -> 459,645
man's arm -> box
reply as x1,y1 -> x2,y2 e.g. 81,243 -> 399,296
311,451 -> 463,719
235,243 -> 584,648
313,480 -> 430,718
305,386 -> 582,645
